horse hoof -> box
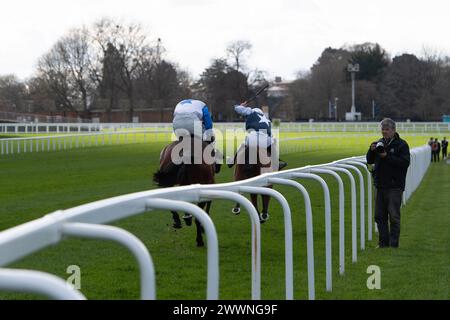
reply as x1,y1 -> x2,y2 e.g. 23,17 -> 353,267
232,207 -> 241,215
260,212 -> 270,223
183,214 -> 193,226
197,240 -> 205,247
173,222 -> 182,229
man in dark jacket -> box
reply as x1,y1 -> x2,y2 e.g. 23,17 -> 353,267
367,118 -> 410,248
442,137 -> 448,159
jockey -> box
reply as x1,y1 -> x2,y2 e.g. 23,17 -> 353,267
173,99 -> 213,139
230,104 -> 287,170
172,99 -> 221,172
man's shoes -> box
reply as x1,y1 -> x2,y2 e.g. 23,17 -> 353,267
376,244 -> 389,249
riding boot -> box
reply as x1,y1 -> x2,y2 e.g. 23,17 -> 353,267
229,143 -> 245,168
227,153 -> 237,168
278,159 -> 288,170
213,148 -> 223,173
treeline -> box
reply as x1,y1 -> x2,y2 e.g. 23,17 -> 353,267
288,43 -> 450,121
0,18 -> 449,121
0,18 -> 264,122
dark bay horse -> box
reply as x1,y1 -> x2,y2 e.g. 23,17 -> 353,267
153,136 -> 216,247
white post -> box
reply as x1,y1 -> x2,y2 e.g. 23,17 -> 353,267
61,223 -> 156,300
199,190 -> 261,300
310,168 -> 345,276
239,186 -> 294,300
336,163 -> 365,250
291,172 -> 332,292
0,269 -> 86,300
145,198 -> 219,300
267,178 -> 315,300
347,160 -> 373,241
331,165 -> 358,262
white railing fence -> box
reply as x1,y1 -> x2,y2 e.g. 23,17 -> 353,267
0,130 -> 171,156
0,146 -> 431,300
1,121 -> 449,135
0,129 -> 435,158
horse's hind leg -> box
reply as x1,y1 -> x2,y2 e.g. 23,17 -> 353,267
197,202 -> 210,234
172,211 -> 182,229
232,203 -> 241,215
250,193 -> 259,215
261,194 -> 271,223
182,212 -> 193,226
194,218 -> 204,247
204,201 -> 212,216
193,201 -> 210,247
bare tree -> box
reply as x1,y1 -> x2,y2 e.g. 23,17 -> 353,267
37,47 -> 75,112
0,75 -> 27,112
91,18 -> 155,121
58,27 -> 95,112
309,47 -> 351,119
226,40 -> 252,72
36,27 -> 95,113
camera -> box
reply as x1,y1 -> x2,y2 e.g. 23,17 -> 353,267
375,141 -> 385,153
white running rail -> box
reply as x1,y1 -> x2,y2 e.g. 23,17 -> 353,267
0,146 -> 431,300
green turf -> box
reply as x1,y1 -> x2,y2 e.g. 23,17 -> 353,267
0,132 -> 448,300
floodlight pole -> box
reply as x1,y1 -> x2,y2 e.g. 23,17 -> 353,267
334,97 -> 339,122
347,64 -> 359,114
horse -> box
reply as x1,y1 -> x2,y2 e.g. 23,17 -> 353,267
230,142 -> 276,223
153,135 -> 217,247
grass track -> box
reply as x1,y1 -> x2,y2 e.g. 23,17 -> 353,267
0,132 -> 448,299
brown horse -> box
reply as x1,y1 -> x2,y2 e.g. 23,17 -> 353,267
153,136 -> 217,246
231,144 -> 275,223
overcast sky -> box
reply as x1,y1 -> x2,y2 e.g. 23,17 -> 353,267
1,0 -> 450,81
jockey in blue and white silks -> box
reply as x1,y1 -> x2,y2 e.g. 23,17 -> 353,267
231,104 -> 287,171
234,105 -> 273,148
172,98 -> 221,173
173,99 -> 213,139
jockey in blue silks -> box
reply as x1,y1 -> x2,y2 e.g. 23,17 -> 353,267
173,99 -> 213,138
172,99 -> 221,173
230,104 -> 287,171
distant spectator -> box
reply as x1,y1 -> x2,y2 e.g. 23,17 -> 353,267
442,137 -> 448,159
431,138 -> 440,162
428,137 -> 434,161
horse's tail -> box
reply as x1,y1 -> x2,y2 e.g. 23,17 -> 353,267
153,162 -> 183,187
